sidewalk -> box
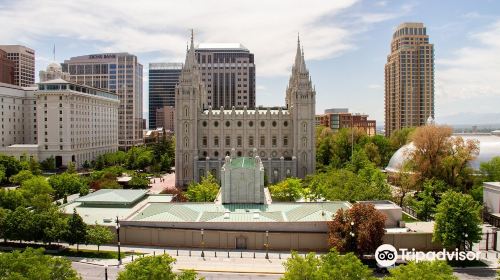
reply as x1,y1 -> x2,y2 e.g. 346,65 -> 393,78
65,244 -> 290,273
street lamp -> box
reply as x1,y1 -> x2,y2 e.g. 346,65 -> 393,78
349,221 -> 355,252
265,231 -> 269,259
116,216 -> 121,265
104,265 -> 108,280
201,229 -> 205,258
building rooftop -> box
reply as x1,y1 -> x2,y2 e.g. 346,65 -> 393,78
62,193 -> 174,225
229,157 -> 256,169
130,201 -> 350,223
75,189 -> 148,206
196,43 -> 249,51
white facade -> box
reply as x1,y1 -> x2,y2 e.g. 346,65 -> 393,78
0,76 -> 119,168
175,34 -> 316,187
0,82 -> 37,148
484,182 -> 500,213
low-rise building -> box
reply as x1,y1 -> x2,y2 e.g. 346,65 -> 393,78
316,108 -> 376,136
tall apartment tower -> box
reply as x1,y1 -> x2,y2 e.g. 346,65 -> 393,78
384,22 -> 434,136
0,45 -> 35,87
62,53 -> 143,149
148,63 -> 182,129
195,44 -> 255,109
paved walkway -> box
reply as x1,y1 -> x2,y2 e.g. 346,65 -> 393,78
148,172 -> 176,194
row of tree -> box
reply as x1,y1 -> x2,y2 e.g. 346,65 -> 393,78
0,206 -> 113,252
92,134 -> 175,173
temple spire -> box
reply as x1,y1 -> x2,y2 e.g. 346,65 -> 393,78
295,33 -> 302,69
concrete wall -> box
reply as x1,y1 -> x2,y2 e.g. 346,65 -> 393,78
119,226 -> 442,252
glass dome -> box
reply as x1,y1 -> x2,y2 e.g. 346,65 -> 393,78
385,134 -> 500,172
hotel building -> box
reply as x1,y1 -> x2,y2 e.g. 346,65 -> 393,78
62,53 -> 143,149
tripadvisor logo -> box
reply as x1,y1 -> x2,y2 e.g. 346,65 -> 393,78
375,244 -> 481,267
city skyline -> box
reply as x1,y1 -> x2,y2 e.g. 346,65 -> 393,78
1,0 -> 499,127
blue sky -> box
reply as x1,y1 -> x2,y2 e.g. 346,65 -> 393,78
1,0 -> 499,127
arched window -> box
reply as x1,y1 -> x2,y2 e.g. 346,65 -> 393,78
184,137 -> 189,148
302,122 -> 307,133
302,137 -> 307,148
184,122 -> 189,134
184,106 -> 189,117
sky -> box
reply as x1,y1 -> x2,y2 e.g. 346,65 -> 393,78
1,0 -> 499,127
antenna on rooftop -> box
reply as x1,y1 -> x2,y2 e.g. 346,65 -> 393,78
52,44 -> 56,61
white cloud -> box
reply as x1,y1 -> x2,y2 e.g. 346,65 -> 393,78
0,0 -> 360,77
436,20 -> 500,101
368,84 -> 382,89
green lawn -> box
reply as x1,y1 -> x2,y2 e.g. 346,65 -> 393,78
402,212 -> 419,223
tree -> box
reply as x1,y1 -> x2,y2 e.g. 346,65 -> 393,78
328,203 -> 386,256
33,208 -> 67,244
9,169 -> 34,185
67,161 -> 77,174
0,166 -> 5,184
433,191 -> 482,250
0,154 -> 22,182
0,248 -> 81,280
409,125 -> 479,191
480,156 -> 500,182
392,162 -> 418,207
20,176 -> 54,203
410,179 -> 448,221
49,172 -> 87,199
40,156 -> 56,171
282,250 -> 374,280
117,254 -> 201,280
308,166 -> 391,203
269,178 -> 303,202
4,206 -> 34,242
128,175 -> 150,189
0,208 -> 10,241
389,127 -> 415,150
0,188 -> 27,210
86,224 -> 114,252
185,173 -> 220,202
386,261 -> 457,280
65,209 -> 87,251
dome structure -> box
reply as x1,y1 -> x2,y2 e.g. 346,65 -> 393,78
386,133 -> 500,172
47,62 -> 62,71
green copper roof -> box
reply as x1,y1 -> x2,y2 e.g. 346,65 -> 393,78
130,202 -> 350,223
75,189 -> 148,205
229,157 -> 256,168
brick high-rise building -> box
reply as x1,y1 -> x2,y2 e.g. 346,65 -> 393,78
384,22 -> 434,136
62,53 -> 143,149
148,63 -> 182,129
0,49 -> 14,85
0,45 -> 35,87
195,43 -> 255,109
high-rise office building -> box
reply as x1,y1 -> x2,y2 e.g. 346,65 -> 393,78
156,106 -> 175,132
62,53 -> 143,149
384,22 -> 434,136
0,45 -> 35,87
148,63 -> 182,129
195,43 -> 255,109
0,49 -> 15,85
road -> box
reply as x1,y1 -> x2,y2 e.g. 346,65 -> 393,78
71,262 -> 282,280
72,262 -> 497,280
